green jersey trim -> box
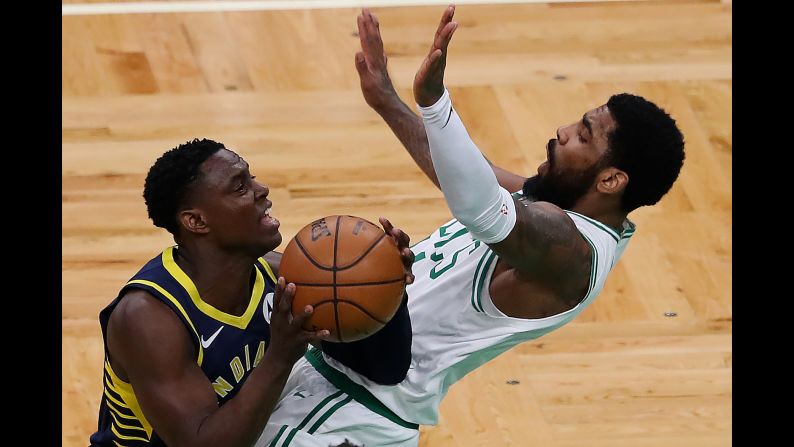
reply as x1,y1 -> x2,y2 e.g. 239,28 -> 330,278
305,348 -> 419,430
565,210 -> 620,242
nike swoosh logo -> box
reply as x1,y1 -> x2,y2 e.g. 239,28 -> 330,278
200,326 -> 224,349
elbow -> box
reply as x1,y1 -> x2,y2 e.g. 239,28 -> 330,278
449,203 -> 482,228
373,351 -> 411,385
376,374 -> 407,386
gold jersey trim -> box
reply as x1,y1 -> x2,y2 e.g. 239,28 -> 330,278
257,257 -> 277,283
104,361 -> 154,439
162,247 -> 264,329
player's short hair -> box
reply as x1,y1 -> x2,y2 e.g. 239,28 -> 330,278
143,138 -> 225,234
605,93 -> 686,212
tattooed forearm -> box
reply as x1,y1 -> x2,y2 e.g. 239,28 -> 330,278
376,99 -> 440,188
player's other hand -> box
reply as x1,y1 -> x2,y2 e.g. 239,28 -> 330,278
379,217 -> 416,285
267,277 -> 331,366
413,5 -> 458,107
355,8 -> 398,112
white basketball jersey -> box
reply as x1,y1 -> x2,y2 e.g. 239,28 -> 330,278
323,208 -> 636,425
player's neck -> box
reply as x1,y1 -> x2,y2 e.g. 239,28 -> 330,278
570,197 -> 628,234
173,244 -> 257,315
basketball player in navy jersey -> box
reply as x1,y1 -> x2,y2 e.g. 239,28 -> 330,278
89,139 -> 415,447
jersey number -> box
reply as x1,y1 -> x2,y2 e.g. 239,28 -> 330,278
414,221 -> 481,279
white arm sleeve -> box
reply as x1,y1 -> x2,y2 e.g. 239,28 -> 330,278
418,89 -> 516,244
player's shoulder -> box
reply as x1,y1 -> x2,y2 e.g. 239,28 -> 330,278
519,200 -> 586,244
563,210 -> 624,249
519,198 -> 574,222
107,288 -> 197,383
110,289 -> 183,337
507,200 -> 591,284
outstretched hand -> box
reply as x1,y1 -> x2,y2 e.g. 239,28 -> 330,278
413,5 -> 458,107
355,8 -> 398,111
379,217 -> 416,285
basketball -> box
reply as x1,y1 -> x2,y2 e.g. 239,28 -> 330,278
279,215 -> 406,342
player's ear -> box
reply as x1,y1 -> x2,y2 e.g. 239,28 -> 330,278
179,209 -> 210,234
596,167 -> 628,195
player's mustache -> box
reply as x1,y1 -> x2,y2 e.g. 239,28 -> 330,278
546,139 -> 557,164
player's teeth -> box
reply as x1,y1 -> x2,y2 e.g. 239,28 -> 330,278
264,207 -> 271,216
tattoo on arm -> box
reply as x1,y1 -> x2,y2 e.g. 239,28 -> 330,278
377,95 -> 528,193
377,100 -> 440,188
565,238 -> 594,307
494,199 -> 593,303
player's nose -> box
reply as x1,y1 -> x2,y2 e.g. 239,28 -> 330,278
254,181 -> 269,201
556,126 -> 568,145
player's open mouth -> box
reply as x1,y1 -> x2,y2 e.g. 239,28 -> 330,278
261,206 -> 280,228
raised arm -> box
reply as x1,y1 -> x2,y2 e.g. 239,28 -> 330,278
355,7 -> 528,193
106,279 -> 324,447
411,6 -> 592,299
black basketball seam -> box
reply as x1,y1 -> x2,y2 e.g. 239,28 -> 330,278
304,299 -> 388,325
336,232 -> 387,271
294,237 -> 334,271
290,278 -> 405,287
333,216 -> 342,342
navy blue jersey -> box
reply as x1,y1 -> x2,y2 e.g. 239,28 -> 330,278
89,246 -> 277,446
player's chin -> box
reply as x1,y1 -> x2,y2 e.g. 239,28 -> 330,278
252,227 -> 282,253
261,231 -> 282,250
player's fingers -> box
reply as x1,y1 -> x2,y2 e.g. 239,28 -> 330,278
381,220 -> 409,252
439,22 -> 458,52
355,51 -> 368,75
391,228 -> 403,247
363,9 -> 379,41
402,247 -> 415,263
435,5 -> 455,40
272,277 -> 286,314
357,13 -> 367,44
401,249 -> 416,277
427,48 -> 443,70
278,281 -> 297,314
304,328 -> 332,341
414,54 -> 435,89
395,228 -> 410,247
391,229 -> 409,253
291,303 -> 314,327
379,217 -> 394,234
434,17 -> 456,49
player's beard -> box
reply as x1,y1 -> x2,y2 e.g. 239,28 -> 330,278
522,141 -> 604,210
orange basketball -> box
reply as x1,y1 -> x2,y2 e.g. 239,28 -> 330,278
279,215 -> 406,342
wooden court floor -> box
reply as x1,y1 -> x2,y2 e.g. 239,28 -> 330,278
62,1 -> 732,445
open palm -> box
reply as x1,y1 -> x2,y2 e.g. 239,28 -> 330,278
413,5 -> 458,107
